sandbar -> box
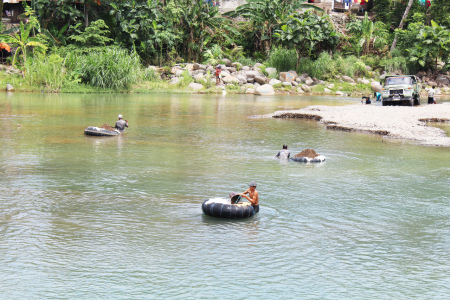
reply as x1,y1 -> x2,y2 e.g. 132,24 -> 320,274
259,103 -> 450,146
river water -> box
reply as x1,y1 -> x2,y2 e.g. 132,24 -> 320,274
1,92 -> 449,299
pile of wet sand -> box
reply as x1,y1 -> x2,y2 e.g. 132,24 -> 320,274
100,124 -> 115,131
293,149 -> 319,158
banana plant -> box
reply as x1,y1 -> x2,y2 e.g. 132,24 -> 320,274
0,19 -> 47,66
225,0 -> 322,53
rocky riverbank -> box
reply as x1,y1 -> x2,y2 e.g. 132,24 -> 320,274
148,60 -> 450,96
257,103 -> 450,147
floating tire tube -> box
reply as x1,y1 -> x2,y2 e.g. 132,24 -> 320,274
202,198 -> 255,218
291,155 -> 326,163
84,126 -> 120,137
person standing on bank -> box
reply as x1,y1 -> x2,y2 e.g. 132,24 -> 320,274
115,114 -> 129,132
428,86 -> 436,104
276,144 -> 290,159
215,65 -> 222,85
239,182 -> 259,213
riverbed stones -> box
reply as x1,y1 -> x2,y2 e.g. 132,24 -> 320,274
297,87 -> 305,94
6,83 -> 13,91
254,84 -> 275,96
327,83 -> 335,89
335,91 -> 344,96
188,82 -> 203,90
324,88 -> 331,93
283,82 -> 292,87
246,88 -> 255,94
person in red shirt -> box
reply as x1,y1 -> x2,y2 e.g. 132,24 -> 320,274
215,65 -> 222,85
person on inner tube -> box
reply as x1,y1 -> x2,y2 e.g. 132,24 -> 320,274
115,114 -> 129,132
239,182 -> 259,213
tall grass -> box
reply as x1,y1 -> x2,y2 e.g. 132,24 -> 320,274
266,47 -> 298,72
297,52 -> 368,79
25,54 -> 67,92
72,47 -> 142,89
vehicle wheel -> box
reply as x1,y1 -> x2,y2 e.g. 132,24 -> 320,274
382,101 -> 388,106
414,96 -> 421,106
408,99 -> 413,106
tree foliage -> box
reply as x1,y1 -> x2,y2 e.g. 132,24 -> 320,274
274,10 -> 338,66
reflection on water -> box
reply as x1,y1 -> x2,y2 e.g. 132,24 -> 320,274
0,93 -> 449,299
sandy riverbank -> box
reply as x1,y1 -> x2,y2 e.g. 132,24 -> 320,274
258,103 -> 450,146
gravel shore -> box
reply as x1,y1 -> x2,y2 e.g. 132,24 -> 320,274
261,103 -> 450,146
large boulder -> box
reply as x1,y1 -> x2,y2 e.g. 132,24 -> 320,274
297,87 -> 305,94
254,84 -> 275,96
188,82 -> 204,90
371,81 -> 382,93
436,76 -> 450,86
236,75 -> 247,84
301,84 -> 311,93
232,62 -> 242,69
282,82 -> 292,87
279,72 -> 296,83
194,73 -> 206,83
305,77 -> 314,86
254,75 -> 267,85
342,75 -> 355,83
254,63 -> 264,70
220,70 -> 231,78
324,88 -> 331,94
6,83 -> 14,91
245,70 -> 262,79
222,76 -> 240,84
169,77 -> 180,85
246,88 -> 255,94
265,67 -> 277,76
175,69 -> 184,77
193,63 -> 207,70
226,67 -> 237,73
269,78 -> 281,85
221,58 -> 232,67
335,91 -> 344,96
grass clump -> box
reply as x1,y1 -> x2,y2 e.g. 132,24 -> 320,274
266,47 -> 298,72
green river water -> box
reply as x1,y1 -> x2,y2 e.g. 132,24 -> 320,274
1,92 -> 449,299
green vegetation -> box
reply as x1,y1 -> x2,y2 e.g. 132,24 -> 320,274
0,0 -> 448,94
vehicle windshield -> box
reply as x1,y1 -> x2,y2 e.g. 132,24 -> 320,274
386,77 -> 412,85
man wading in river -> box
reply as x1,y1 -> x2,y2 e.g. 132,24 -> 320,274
115,114 -> 129,132
239,182 -> 259,213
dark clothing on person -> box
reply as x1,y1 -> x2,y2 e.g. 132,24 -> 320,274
115,120 -> 128,132
253,205 -> 260,213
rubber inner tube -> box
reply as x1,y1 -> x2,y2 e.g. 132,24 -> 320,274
202,198 -> 254,218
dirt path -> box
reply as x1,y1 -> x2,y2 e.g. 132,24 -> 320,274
259,103 -> 450,146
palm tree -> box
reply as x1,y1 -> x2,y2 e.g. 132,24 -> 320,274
390,0 -> 414,52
